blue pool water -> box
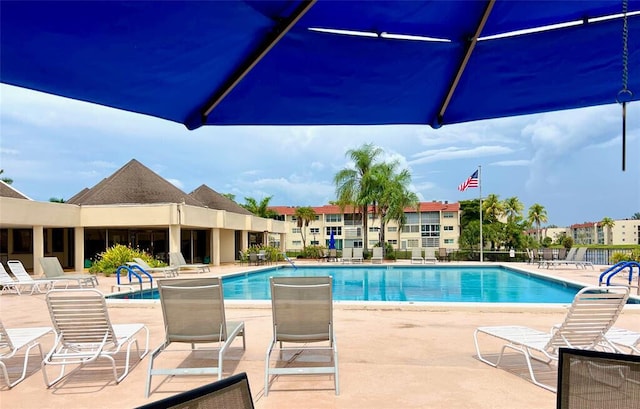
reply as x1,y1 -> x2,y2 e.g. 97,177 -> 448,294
108,265 -> 594,303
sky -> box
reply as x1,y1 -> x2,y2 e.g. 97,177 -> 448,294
1,83 -> 639,227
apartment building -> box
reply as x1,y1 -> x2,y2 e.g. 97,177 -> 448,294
270,201 -> 461,251
525,220 -> 640,246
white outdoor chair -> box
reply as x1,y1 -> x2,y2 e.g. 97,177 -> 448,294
38,257 -> 98,287
169,252 -> 210,273
371,247 -> 383,264
0,263 -> 21,295
0,320 -> 53,388
43,288 -> 149,387
474,286 -> 630,391
352,248 -> 363,263
411,248 -> 424,264
424,248 -> 437,264
6,260 -> 58,294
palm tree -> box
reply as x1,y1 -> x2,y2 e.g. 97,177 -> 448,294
0,169 -> 13,185
370,161 -> 418,249
222,193 -> 236,202
242,196 -> 278,218
49,197 -> 65,203
527,203 -> 548,243
632,212 -> 640,220
503,196 -> 524,223
294,206 -> 317,249
482,194 -> 504,223
334,143 -> 383,253
599,217 -> 615,245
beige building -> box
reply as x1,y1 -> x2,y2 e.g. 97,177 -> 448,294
524,220 -> 640,246
0,160 -> 286,274
270,201 -> 461,252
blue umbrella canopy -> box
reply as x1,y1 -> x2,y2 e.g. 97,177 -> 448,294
1,1 -> 638,130
329,231 -> 336,250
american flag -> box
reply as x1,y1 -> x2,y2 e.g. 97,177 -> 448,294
458,170 -> 479,192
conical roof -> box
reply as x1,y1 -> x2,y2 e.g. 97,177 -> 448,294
0,180 -> 31,200
67,159 -> 203,206
190,185 -> 253,215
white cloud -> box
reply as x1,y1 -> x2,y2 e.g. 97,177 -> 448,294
409,145 -> 514,165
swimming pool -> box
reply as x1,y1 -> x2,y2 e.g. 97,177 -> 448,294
108,265 -> 596,303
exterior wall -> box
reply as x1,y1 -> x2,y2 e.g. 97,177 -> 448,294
275,202 -> 461,252
0,197 -> 286,272
610,219 -> 640,245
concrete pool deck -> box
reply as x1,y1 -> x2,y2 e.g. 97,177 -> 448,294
1,260 -> 638,408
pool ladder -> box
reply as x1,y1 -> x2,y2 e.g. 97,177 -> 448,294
114,265 -> 153,294
599,261 -> 640,295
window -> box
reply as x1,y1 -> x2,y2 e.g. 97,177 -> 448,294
345,239 -> 363,248
401,225 -> 420,233
387,239 -> 397,245
407,239 -> 419,248
421,224 -> 440,237
292,240 -> 302,246
326,226 -> 342,236
422,237 -> 439,247
325,214 -> 342,223
387,226 -> 397,232
12,229 -> 32,253
310,227 -> 320,234
310,240 -> 319,246
443,226 -> 454,231
405,213 -> 419,224
444,239 -> 454,244
344,214 -> 362,226
292,227 -> 301,234
443,212 -> 455,218
421,211 -> 439,223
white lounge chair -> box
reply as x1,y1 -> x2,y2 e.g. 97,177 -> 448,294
145,277 -> 245,397
341,248 -> 353,264
424,248 -> 437,264
131,258 -> 179,278
474,286 -> 630,391
605,327 -> 640,355
265,276 -> 339,396
0,263 -> 21,295
0,320 -> 53,388
169,252 -> 210,273
6,260 -> 58,294
411,248 -> 424,264
352,248 -> 364,263
541,248 -> 577,269
571,247 -> 594,269
43,288 -> 149,387
38,256 -> 98,287
371,247 -> 383,264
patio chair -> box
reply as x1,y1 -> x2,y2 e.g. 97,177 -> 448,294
145,277 -> 245,397
424,248 -> 437,264
6,260 -> 58,294
265,276 -> 339,396
605,327 -> 640,355
371,247 -> 383,264
131,258 -> 179,278
352,248 -> 363,263
238,251 -> 247,265
169,252 -> 210,273
328,248 -> 337,262
0,263 -> 21,295
341,247 -> 353,264
138,372 -> 254,409
38,256 -> 98,287
556,348 -> 640,409
438,247 -> 449,262
474,286 -> 630,391
0,320 -> 53,388
411,248 -> 424,264
542,248 -> 578,269
571,248 -> 594,270
43,288 -> 149,387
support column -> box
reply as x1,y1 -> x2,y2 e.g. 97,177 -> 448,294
240,230 -> 248,251
169,224 -> 181,258
33,225 -> 44,275
75,227 -> 85,271
211,228 -> 220,266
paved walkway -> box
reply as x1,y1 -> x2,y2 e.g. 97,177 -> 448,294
1,261 -> 638,408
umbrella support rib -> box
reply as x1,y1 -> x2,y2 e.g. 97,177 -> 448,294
435,0 -> 495,127
196,0 -> 317,127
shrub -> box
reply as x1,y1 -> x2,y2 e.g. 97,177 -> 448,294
561,236 -> 574,250
610,249 -> 640,264
88,244 -> 164,276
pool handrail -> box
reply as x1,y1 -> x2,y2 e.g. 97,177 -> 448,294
599,261 -> 640,287
116,265 -> 152,293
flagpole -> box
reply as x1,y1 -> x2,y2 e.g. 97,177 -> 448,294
479,165 -> 483,262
